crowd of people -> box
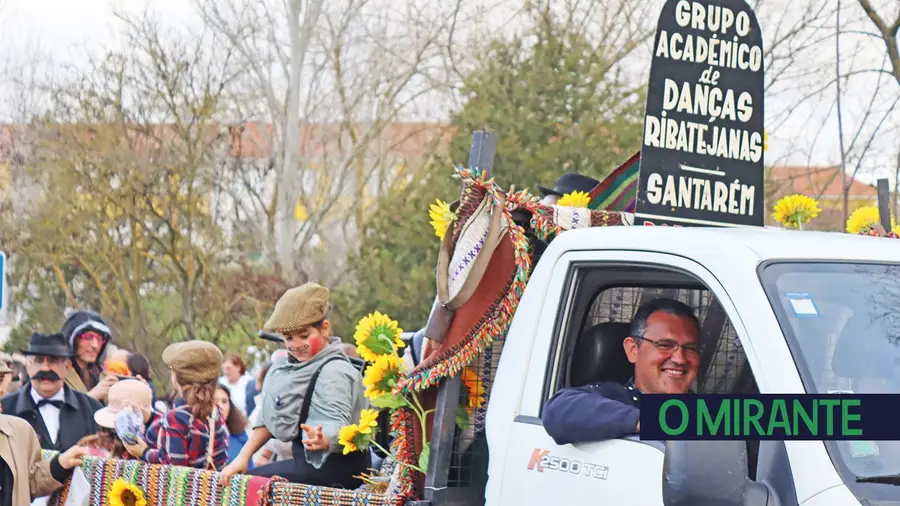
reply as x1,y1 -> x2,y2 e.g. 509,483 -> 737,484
0,279 -> 390,504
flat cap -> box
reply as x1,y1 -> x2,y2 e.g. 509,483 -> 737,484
162,340 -> 222,385
264,282 -> 330,334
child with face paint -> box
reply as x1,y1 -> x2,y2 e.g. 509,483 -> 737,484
220,283 -> 369,488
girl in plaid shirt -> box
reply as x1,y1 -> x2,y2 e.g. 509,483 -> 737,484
124,341 -> 229,471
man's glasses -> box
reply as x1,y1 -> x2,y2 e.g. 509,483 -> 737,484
78,332 -> 105,342
26,355 -> 69,366
633,336 -> 700,356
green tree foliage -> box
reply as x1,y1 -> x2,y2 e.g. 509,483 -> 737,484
449,6 -> 645,190
334,6 -> 646,336
332,165 -> 458,338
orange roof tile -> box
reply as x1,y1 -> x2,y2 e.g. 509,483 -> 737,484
767,166 -> 877,198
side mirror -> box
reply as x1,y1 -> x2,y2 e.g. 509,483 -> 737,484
662,441 -> 770,506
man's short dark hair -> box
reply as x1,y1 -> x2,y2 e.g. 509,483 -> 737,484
630,298 -> 700,345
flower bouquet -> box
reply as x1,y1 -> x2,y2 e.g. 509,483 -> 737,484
339,312 -> 433,474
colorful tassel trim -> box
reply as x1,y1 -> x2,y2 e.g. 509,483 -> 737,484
398,176 -> 532,394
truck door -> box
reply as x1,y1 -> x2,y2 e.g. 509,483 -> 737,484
489,250 -> 759,506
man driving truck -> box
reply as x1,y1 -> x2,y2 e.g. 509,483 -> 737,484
542,298 -> 700,443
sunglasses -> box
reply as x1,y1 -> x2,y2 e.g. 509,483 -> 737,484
78,332 -> 105,343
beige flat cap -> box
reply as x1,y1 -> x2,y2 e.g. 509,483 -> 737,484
162,340 -> 223,384
263,283 -> 331,334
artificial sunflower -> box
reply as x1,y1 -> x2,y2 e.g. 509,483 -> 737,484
338,424 -> 362,454
846,205 -> 883,234
772,194 -> 820,229
556,190 -> 592,208
429,199 -> 457,239
109,478 -> 148,506
357,408 -> 380,435
354,311 -> 405,362
461,367 -> 486,411
363,353 -> 403,400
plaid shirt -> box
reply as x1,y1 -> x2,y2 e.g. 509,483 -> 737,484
143,405 -> 228,470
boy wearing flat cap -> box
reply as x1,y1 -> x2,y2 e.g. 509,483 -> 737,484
124,340 -> 229,471
221,282 -> 369,488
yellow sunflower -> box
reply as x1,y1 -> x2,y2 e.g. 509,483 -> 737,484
429,199 -> 457,239
363,353 -> 403,399
109,478 -> 148,506
846,206 -> 882,234
461,367 -> 486,410
357,408 -> 380,435
772,194 -> 820,228
556,190 -> 592,208
338,424 -> 362,454
354,311 -> 405,362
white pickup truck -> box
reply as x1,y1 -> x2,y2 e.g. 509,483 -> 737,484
465,224 -> 900,506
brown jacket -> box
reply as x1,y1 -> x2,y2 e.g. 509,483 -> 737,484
65,368 -> 89,395
0,414 -> 67,505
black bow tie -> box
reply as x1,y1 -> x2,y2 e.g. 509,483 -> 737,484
36,399 -> 63,409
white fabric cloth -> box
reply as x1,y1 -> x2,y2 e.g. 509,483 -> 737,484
30,387 -> 64,444
219,375 -> 251,414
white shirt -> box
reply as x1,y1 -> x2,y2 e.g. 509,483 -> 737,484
218,375 -> 251,414
30,387 -> 65,444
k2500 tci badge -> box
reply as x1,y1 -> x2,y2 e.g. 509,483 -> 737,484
526,448 -> 609,480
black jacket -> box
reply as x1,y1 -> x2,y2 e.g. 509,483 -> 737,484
1,383 -> 103,451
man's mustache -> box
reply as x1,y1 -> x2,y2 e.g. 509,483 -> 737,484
31,370 -> 61,382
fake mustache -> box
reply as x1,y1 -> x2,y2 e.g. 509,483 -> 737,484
31,370 -> 61,382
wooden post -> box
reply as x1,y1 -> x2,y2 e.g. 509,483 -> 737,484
421,130 -> 498,506
467,131 -> 497,178
877,178 -> 891,231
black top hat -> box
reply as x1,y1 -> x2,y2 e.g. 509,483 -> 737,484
21,332 -> 72,358
536,172 -> 601,197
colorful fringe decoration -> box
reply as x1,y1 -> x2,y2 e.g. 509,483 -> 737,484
505,187 -> 625,242
589,151 -> 639,212
396,170 -> 533,395
386,407 -> 418,499
40,450 -> 402,506
42,452 -> 266,506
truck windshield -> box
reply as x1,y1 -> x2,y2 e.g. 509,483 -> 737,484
760,261 -> 900,501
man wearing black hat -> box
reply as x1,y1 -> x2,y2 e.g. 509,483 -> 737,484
61,309 -> 118,402
536,172 -> 600,205
527,172 -> 601,265
1,332 -> 103,451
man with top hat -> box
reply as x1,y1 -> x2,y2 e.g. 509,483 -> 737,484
519,171 -> 603,268
1,332 -> 103,451
536,172 -> 600,205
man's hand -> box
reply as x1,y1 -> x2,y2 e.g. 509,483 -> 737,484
58,445 -> 89,469
636,421 -> 640,433
300,424 -> 329,451
89,374 -> 119,402
220,455 -> 250,480
123,438 -> 148,459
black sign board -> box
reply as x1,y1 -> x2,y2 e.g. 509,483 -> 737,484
634,0 -> 765,227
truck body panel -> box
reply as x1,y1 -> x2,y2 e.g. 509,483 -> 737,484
485,226 -> 900,505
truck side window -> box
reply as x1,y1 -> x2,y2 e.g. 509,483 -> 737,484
545,265 -> 759,405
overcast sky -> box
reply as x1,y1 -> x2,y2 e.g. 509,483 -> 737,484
0,0 -> 896,185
